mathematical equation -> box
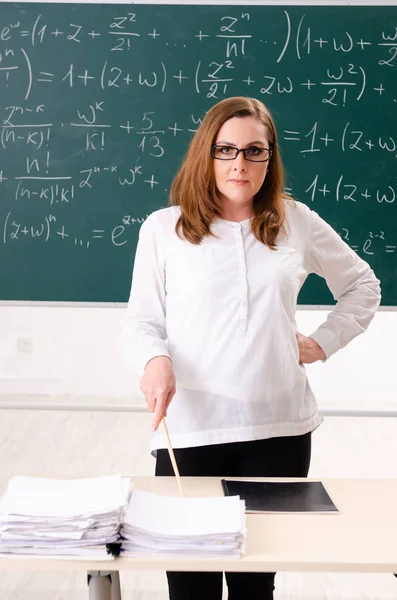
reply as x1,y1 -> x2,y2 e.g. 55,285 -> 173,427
0,107 -> 203,164
3,211 -> 149,248
300,174 -> 396,205
337,229 -> 396,256
2,109 -> 397,168
283,121 -> 397,157
0,3 -> 395,282
1,8 -> 397,107
1,10 -> 397,63
0,54 -> 395,109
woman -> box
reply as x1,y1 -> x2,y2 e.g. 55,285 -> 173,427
121,96 -> 381,600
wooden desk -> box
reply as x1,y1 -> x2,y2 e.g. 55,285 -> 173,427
1,477 -> 397,599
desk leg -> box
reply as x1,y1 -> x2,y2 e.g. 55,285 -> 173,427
87,571 -> 121,600
110,571 -> 122,600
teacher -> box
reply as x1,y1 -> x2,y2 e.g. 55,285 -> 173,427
122,96 -> 381,600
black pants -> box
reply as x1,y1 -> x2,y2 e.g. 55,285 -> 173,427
155,432 -> 312,600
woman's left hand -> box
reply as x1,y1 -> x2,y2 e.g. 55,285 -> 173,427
296,332 -> 326,364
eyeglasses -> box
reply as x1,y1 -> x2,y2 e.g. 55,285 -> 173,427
211,145 -> 272,163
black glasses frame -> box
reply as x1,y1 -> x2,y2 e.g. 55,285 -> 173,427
211,145 -> 272,163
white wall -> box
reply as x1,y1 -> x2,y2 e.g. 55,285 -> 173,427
0,305 -> 394,411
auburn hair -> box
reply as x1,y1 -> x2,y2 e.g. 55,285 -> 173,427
169,96 -> 288,247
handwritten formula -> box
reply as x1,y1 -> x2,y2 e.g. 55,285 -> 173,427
0,4 -> 396,302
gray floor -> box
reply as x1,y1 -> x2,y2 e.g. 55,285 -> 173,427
0,405 -> 396,599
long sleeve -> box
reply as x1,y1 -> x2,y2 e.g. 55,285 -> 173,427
121,214 -> 171,377
307,209 -> 381,360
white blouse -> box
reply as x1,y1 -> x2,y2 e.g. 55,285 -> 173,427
121,200 -> 381,454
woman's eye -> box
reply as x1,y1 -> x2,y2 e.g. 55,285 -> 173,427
220,146 -> 233,154
247,146 -> 263,155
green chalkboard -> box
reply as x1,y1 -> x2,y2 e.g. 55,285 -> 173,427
0,3 -> 396,304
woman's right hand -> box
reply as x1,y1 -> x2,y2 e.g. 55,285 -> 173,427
140,356 -> 176,431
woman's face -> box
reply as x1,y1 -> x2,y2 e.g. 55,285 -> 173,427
213,116 -> 270,216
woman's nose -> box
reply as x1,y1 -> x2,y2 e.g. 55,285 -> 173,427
233,152 -> 246,170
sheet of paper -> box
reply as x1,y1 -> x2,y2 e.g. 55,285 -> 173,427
125,490 -> 244,536
2,475 -> 129,517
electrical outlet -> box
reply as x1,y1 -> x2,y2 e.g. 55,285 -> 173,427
17,337 -> 34,353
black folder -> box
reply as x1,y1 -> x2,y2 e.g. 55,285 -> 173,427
221,480 -> 338,514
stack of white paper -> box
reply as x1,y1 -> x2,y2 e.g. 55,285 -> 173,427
0,475 -> 131,559
120,490 -> 246,557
